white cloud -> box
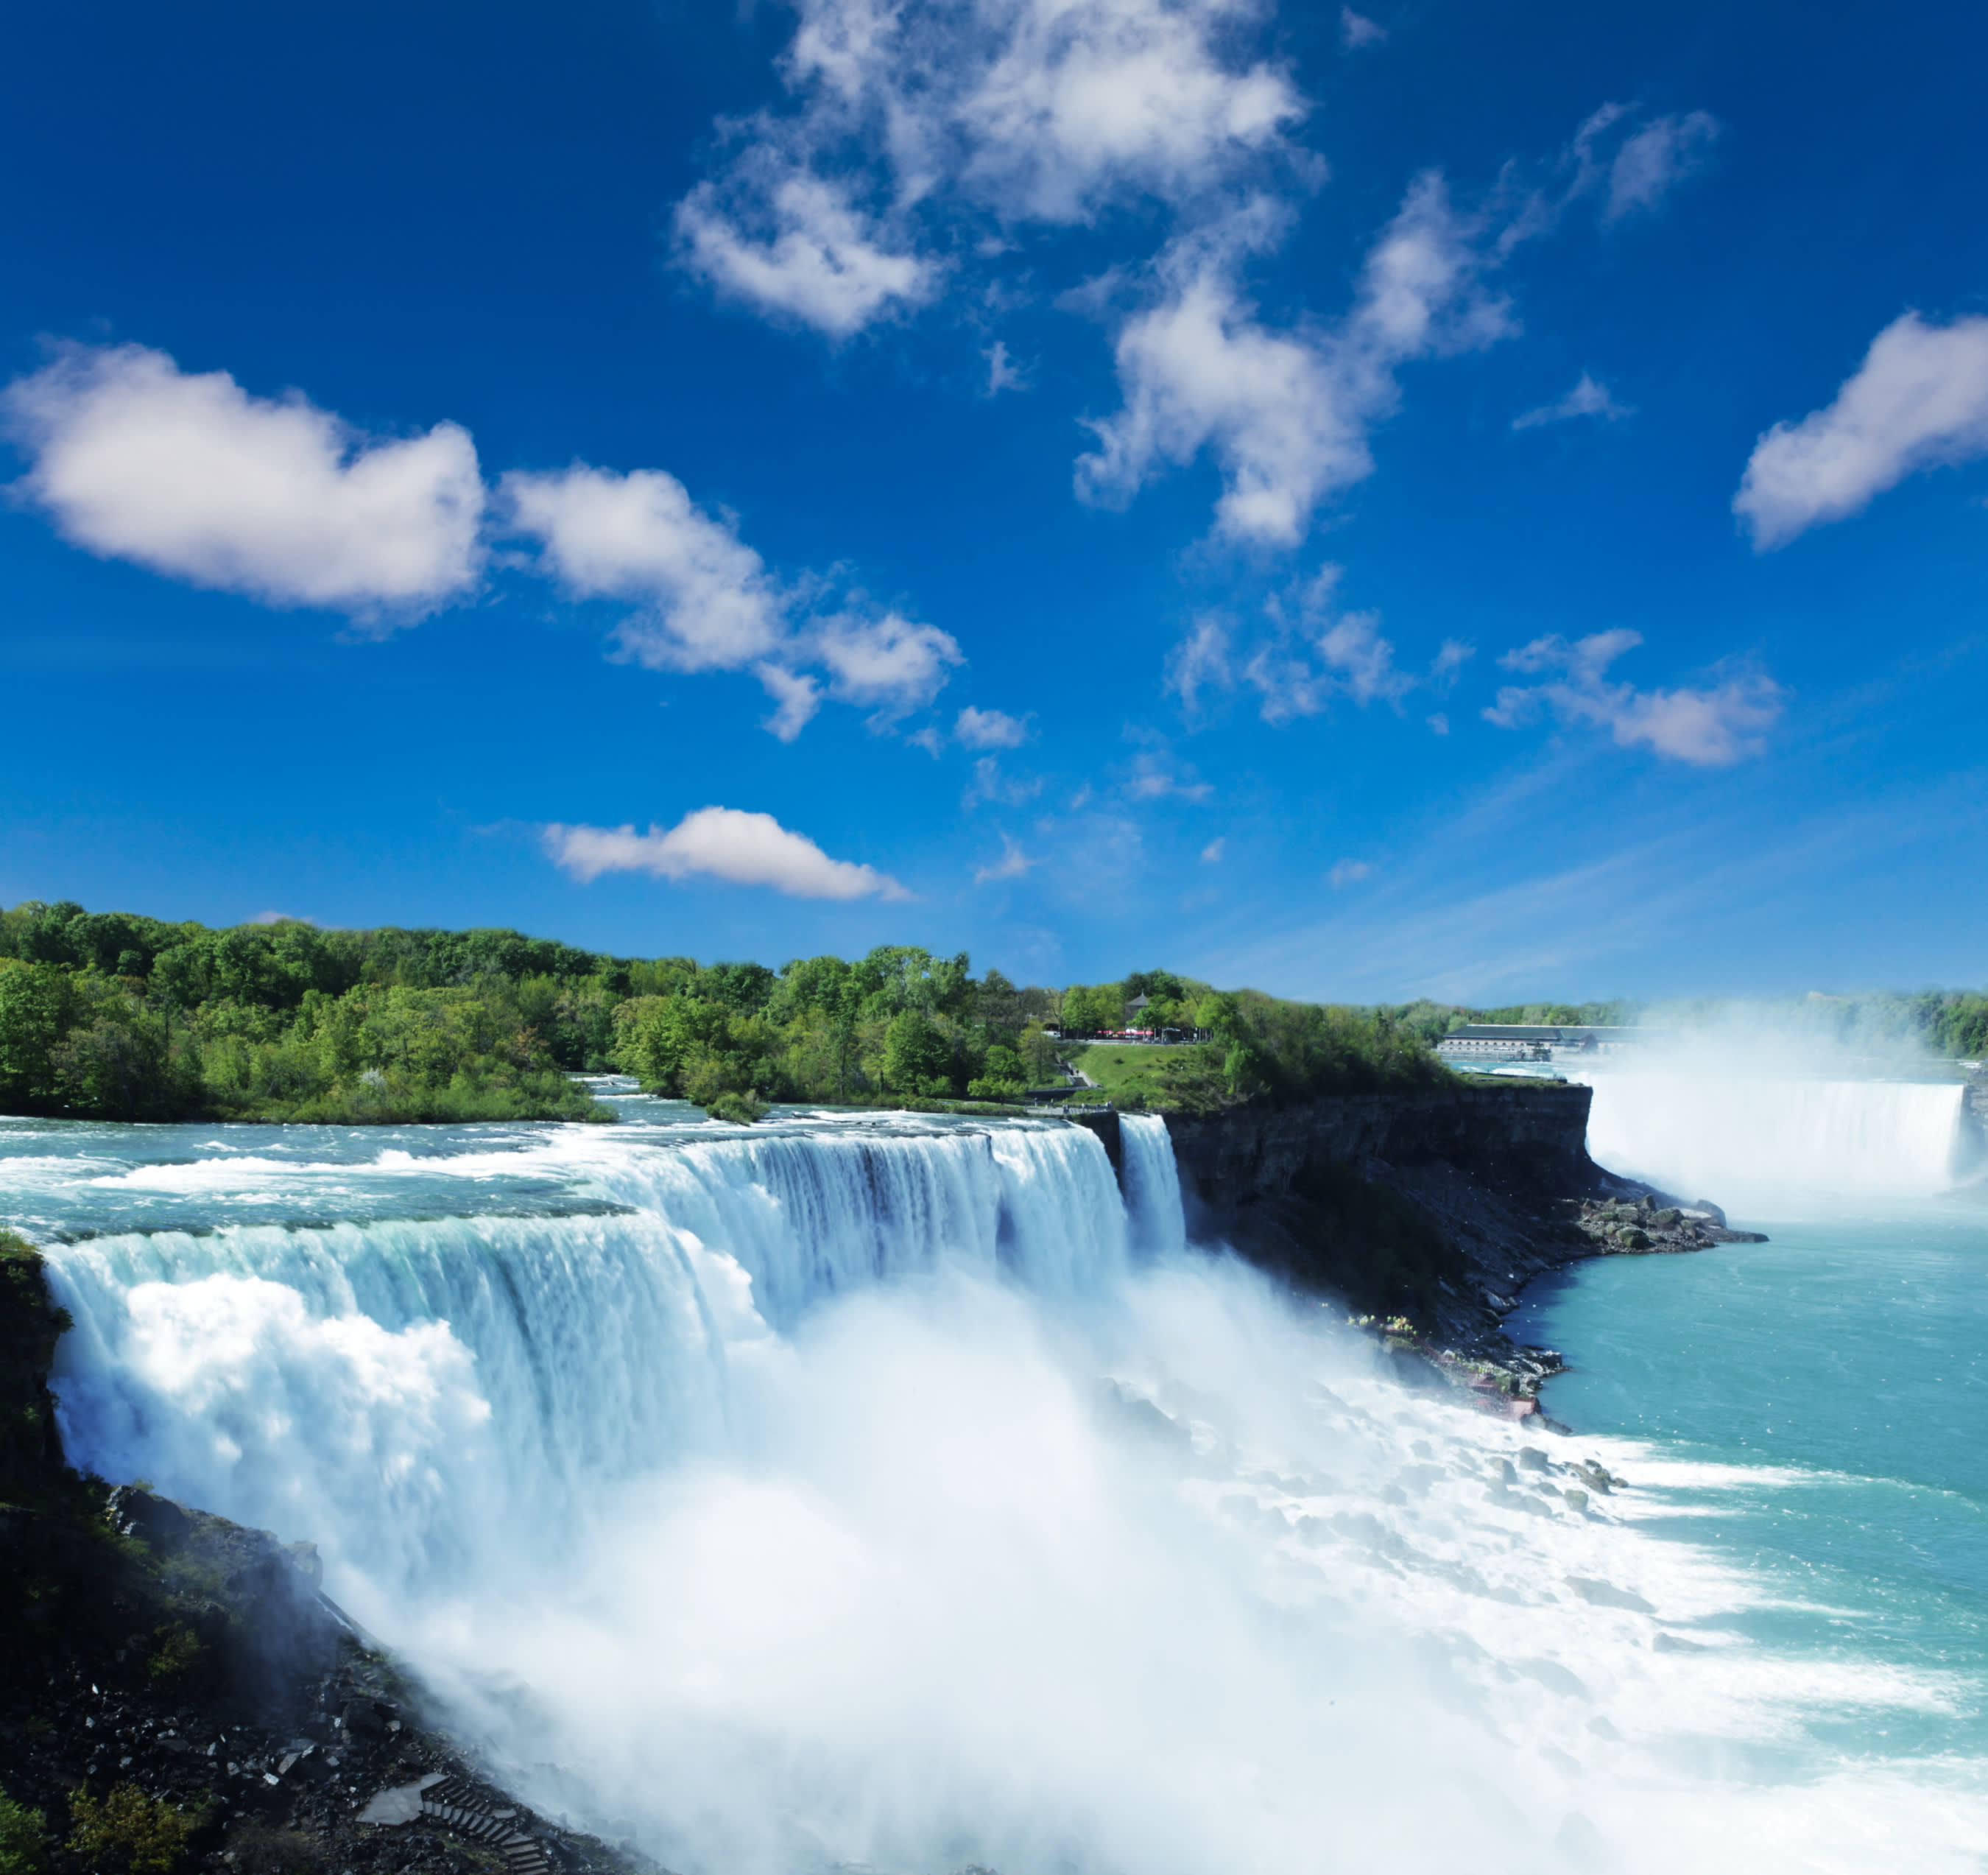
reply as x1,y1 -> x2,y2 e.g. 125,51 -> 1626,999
2,343 -> 483,619
814,609 -> 964,714
503,464 -> 787,672
983,340 -> 1029,396
1494,103 -> 1719,258
1484,630 -> 1783,765
504,462 -> 960,731
1079,175 -> 1512,543
675,169 -> 935,339
1199,836 -> 1225,862
973,833 -> 1036,883
1734,312 -> 1988,549
962,756 -> 1043,809
1512,371 -> 1633,430
1426,711 -> 1450,735
1604,110 -> 1719,223
669,0 -> 1308,341
756,664 -> 824,742
1181,567 -> 1443,725
1124,752 -> 1212,800
1328,859 -> 1371,887
1339,8 -> 1386,49
955,705 -> 1030,748
952,0 -> 1305,223
1166,616 -> 1234,719
543,806 -> 910,899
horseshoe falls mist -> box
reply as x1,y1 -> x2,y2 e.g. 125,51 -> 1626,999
11,1087 -> 1988,1874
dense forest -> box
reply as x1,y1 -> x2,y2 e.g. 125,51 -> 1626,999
3,900 -> 1981,1127
0,902 -> 1451,1125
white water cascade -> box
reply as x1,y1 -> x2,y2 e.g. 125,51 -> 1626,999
27,1110 -> 1988,1875
1119,1112 -> 1186,1257
1582,1071 -> 1981,1205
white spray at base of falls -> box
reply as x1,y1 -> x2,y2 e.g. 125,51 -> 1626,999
1580,1070 -> 1979,1206
32,1112 -> 1988,1875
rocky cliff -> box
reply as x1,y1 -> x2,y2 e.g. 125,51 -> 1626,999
1088,1081 -> 1757,1406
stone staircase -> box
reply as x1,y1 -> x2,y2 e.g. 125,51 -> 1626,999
417,1776 -> 554,1874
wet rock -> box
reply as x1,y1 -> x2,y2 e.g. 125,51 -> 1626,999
1517,1446 -> 1551,1472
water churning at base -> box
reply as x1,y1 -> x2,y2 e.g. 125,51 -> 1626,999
28,1107 -> 1988,1875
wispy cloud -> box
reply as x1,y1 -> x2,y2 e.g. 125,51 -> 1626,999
1603,110 -> 1720,223
955,705 -> 1031,749
543,806 -> 910,899
1339,7 -> 1386,49
1484,629 -> 1783,765
1512,371 -> 1634,431
1200,837 -> 1225,862
1328,859 -> 1371,887
962,756 -> 1043,809
973,833 -> 1036,884
1171,566 -> 1469,726
1735,312 -> 1988,549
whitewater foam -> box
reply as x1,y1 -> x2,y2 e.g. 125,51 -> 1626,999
26,1113 -> 1988,1874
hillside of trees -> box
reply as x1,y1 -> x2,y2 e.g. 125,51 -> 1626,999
11,898 -> 1975,1128
0,903 -> 1458,1125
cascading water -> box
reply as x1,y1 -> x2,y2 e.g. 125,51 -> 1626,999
1118,1112 -> 1186,1258
9,1097 -> 1987,1874
1579,1070 -> 1980,1203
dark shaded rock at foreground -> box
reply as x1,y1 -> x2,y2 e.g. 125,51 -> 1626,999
0,1478 -> 663,1875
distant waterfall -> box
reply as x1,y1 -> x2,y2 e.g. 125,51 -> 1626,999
1120,1114 -> 1187,1257
1582,1072 -> 1978,1203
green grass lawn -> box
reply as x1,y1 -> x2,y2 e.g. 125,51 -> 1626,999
1060,1042 -> 1185,1106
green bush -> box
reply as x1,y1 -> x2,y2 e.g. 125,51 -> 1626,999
0,1795 -> 52,1875
702,1091 -> 769,1125
66,1784 -> 207,1875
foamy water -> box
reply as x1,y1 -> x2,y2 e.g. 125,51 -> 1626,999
8,1096 -> 1985,1873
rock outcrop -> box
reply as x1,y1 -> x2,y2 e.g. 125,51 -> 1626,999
1104,1080 -> 1760,1412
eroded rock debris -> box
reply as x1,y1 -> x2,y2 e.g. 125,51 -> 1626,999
0,1483 -> 663,1875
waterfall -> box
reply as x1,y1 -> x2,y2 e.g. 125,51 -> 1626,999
1119,1113 -> 1186,1257
1582,1072 -> 1977,1203
25,1106 -> 1988,1874
42,1119 -> 1128,1605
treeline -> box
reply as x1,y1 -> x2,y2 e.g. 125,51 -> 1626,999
0,904 -> 613,1125
0,902 -> 1459,1125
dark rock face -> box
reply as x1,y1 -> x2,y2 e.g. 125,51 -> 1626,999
1160,1085 -> 1607,1349
1143,1083 -> 1760,1409
1,1481 -> 663,1875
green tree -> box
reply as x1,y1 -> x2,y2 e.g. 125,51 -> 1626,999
881,1007 -> 954,1096
0,962 -> 75,1111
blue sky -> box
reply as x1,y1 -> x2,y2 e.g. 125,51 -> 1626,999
3,0 -> 1985,1002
